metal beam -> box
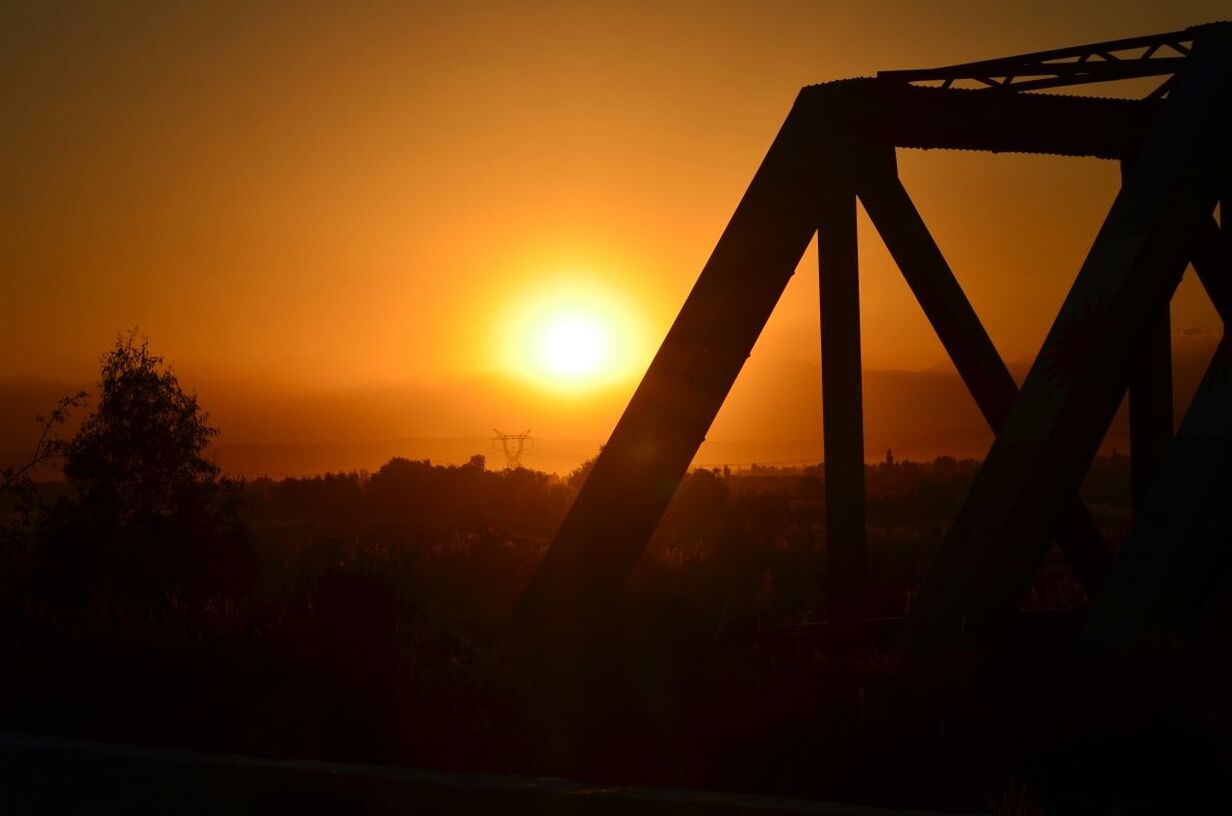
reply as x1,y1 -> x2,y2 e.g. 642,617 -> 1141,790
513,90 -> 839,652
882,58 -> 1189,94
856,152 -> 1113,597
802,80 -> 1158,159
1125,158 -> 1176,516
818,180 -> 867,629
1084,335 -> 1232,650
878,25 -> 1218,96
900,33 -> 1232,652
1129,309 -> 1174,515
1102,193 -> 1232,641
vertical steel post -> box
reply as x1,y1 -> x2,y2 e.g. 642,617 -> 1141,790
818,182 -> 868,628
1125,161 -> 1176,515
1129,314 -> 1174,513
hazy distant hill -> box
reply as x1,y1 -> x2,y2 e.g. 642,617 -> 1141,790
2,333 -> 1218,478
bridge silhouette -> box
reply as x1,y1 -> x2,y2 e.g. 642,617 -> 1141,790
515,23 -> 1232,656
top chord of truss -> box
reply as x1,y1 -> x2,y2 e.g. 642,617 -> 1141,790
878,23 -> 1230,98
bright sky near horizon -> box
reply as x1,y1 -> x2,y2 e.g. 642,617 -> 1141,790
2,1 -> 1226,459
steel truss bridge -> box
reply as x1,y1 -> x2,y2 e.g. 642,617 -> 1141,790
516,23 -> 1232,655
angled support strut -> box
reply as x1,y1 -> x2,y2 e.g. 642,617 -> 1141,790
856,150 -> 1115,597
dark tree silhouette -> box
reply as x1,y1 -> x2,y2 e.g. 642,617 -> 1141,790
65,333 -> 220,523
39,332 -> 252,605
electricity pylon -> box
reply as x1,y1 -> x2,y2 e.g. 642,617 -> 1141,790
492,429 -> 533,470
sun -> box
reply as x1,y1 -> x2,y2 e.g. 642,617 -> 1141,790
494,275 -> 648,393
537,313 -> 610,380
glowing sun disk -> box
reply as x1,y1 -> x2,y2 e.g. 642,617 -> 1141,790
538,315 -> 608,378
493,275 -> 650,394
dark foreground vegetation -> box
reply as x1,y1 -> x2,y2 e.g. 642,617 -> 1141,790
2,337 -> 1228,813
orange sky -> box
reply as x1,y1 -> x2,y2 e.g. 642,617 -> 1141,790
2,1 -> 1226,473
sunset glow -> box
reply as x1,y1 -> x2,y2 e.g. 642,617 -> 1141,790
1,1 -> 1224,469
